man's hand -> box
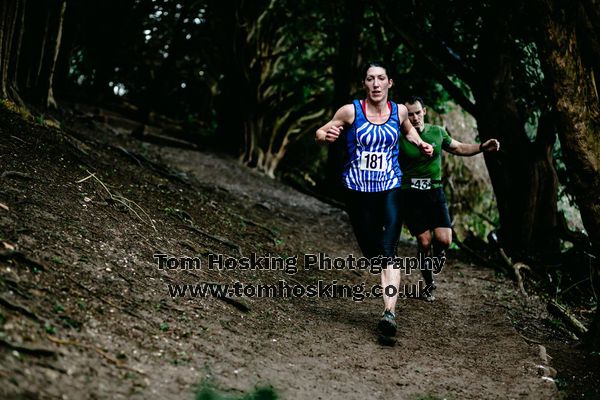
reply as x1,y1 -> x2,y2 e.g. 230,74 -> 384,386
324,125 -> 343,143
418,141 -> 434,156
481,139 -> 500,152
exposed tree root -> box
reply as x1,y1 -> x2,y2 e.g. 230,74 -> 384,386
114,145 -> 190,185
46,335 -> 146,375
177,224 -> 243,256
0,251 -> 48,273
1,171 -> 33,180
62,274 -> 147,322
547,299 -> 588,337
453,229 -> 530,298
0,296 -> 40,321
0,337 -> 56,357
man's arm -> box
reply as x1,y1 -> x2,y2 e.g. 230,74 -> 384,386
315,104 -> 355,143
445,138 -> 500,156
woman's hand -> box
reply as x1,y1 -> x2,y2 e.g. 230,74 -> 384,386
323,125 -> 344,143
315,104 -> 354,144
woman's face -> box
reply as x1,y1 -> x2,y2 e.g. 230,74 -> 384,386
363,66 -> 393,103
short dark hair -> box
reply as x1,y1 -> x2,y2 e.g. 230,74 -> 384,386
361,61 -> 390,80
405,96 -> 425,108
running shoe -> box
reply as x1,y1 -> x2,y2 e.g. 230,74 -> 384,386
433,250 -> 446,274
422,281 -> 437,302
378,310 -> 397,336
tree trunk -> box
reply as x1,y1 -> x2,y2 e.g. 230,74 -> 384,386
0,0 -> 6,98
7,0 -> 25,106
42,0 -> 66,108
259,102 -> 326,177
463,4 -> 561,259
472,72 -> 560,260
536,0 -> 600,349
33,6 -> 50,90
210,0 -> 256,156
323,0 -> 365,198
1,0 -> 17,99
375,2 -> 561,259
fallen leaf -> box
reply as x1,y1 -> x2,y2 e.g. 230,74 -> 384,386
2,242 -> 16,251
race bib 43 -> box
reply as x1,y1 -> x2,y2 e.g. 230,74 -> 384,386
410,178 -> 431,190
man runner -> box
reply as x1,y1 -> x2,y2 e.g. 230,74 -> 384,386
399,96 -> 500,301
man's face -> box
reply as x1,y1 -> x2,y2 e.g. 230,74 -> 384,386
406,102 -> 426,133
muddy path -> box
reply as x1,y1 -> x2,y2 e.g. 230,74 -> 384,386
0,106 -> 581,399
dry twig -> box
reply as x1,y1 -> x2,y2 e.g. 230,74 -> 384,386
62,274 -> 146,322
1,171 -> 33,180
47,335 -> 146,375
547,299 -> 588,336
178,224 -> 243,256
76,171 -> 157,232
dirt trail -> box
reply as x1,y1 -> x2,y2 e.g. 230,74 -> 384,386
0,107 -> 562,399
160,147 -> 559,400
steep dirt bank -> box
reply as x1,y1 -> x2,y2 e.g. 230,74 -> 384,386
0,106 -> 590,399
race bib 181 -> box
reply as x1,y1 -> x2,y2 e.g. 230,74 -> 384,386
360,151 -> 387,172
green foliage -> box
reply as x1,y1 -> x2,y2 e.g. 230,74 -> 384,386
35,114 -> 46,126
44,323 -> 56,335
53,303 -> 65,313
51,256 -> 65,265
553,139 -> 586,238
549,318 -> 565,330
410,394 -> 451,400
77,300 -> 87,311
60,316 -> 82,329
195,380 -> 278,400
555,377 -> 568,391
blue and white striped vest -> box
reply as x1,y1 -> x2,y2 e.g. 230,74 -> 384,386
342,99 -> 403,192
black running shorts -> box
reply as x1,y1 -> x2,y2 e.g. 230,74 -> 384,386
400,187 -> 452,236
